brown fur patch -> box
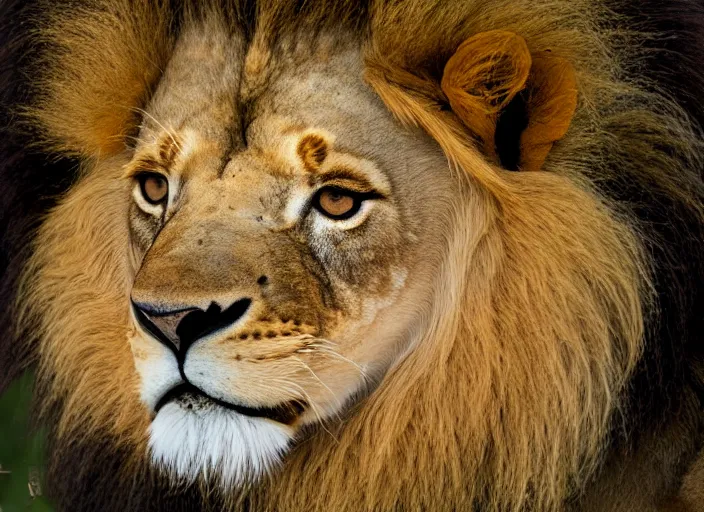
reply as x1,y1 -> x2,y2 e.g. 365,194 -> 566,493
158,135 -> 182,167
124,133 -> 184,178
297,133 -> 329,172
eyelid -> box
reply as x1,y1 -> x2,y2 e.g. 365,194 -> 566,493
125,168 -> 169,182
132,169 -> 169,182
122,156 -> 171,180
318,179 -> 383,196
315,185 -> 382,201
314,168 -> 388,198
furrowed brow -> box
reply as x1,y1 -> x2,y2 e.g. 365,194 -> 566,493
123,134 -> 183,179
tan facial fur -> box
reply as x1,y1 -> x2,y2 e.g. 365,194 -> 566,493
17,0 -> 703,510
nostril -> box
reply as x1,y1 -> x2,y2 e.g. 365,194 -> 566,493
132,298 -> 251,355
257,275 -> 268,286
131,301 -> 197,350
175,298 -> 252,351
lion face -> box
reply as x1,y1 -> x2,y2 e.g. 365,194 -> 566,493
123,25 -> 456,484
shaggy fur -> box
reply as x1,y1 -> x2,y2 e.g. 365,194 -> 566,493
2,0 -> 704,511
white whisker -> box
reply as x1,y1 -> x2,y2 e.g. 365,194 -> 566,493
268,378 -> 340,444
292,356 -> 342,412
309,343 -> 370,384
132,107 -> 183,152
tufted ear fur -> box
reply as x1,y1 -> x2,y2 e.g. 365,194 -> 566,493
441,30 -> 578,172
441,31 -> 532,160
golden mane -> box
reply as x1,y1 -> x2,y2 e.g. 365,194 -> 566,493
11,0 -> 704,510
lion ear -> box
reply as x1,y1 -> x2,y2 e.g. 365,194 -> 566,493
518,53 -> 578,172
441,31 -> 532,160
441,31 -> 577,172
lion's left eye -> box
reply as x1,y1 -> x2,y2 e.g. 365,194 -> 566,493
138,173 -> 169,205
314,187 -> 361,220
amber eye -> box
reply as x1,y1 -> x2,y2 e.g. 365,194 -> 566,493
315,187 -> 360,219
138,173 -> 169,205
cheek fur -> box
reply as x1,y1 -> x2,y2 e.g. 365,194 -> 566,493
130,334 -> 181,412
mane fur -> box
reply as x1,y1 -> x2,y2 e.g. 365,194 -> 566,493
3,0 -> 704,510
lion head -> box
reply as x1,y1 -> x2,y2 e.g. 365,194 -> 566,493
122,24 -> 456,483
3,0 -> 704,510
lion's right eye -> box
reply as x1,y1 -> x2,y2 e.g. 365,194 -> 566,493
138,173 -> 169,205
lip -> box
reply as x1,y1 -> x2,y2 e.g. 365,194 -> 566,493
154,383 -> 307,425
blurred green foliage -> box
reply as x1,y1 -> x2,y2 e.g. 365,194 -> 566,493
0,372 -> 52,512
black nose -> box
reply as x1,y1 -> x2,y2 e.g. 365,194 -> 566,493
132,299 -> 252,353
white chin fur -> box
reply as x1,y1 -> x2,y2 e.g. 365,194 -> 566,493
149,401 -> 293,486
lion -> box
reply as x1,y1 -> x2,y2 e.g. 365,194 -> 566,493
1,0 -> 704,510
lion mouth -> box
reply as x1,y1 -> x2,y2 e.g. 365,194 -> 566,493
154,383 -> 306,425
